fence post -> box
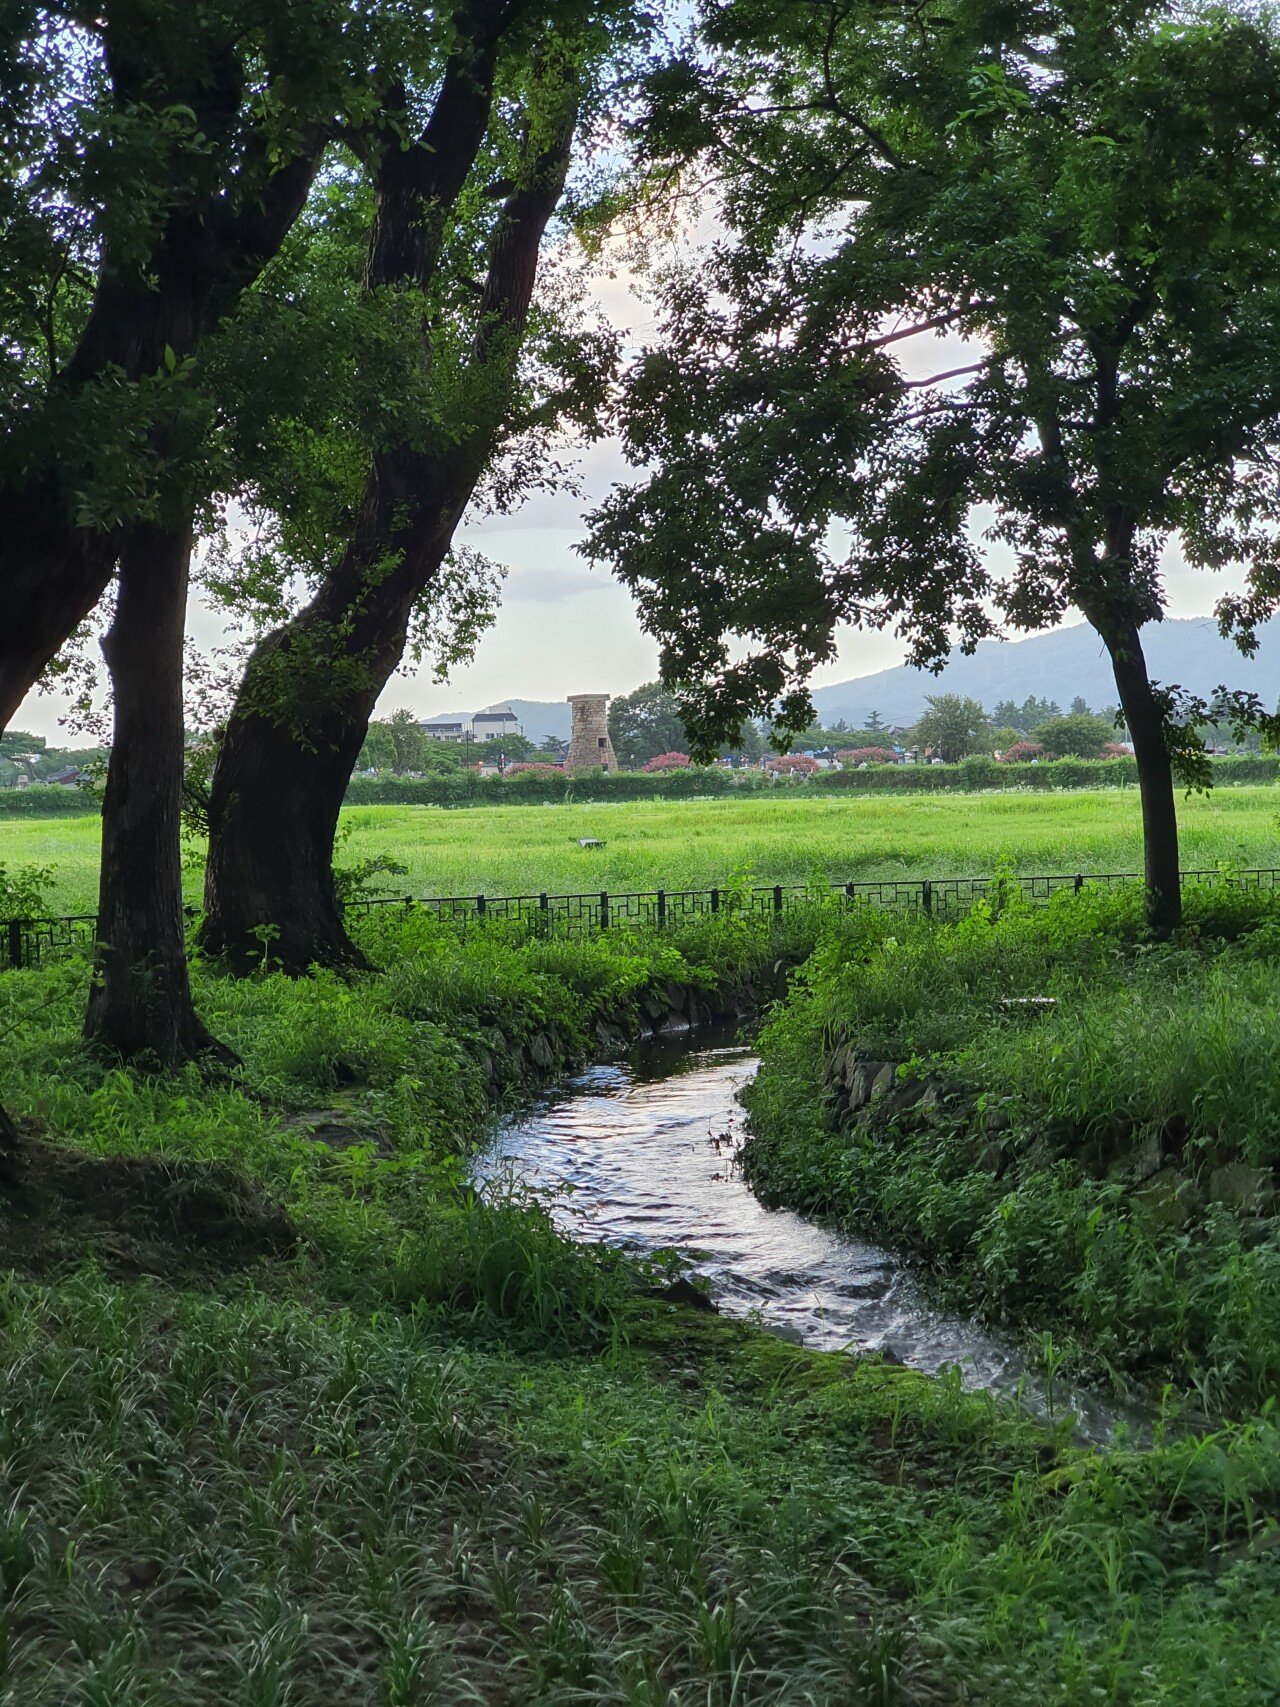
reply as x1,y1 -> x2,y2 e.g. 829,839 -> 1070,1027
6,918 -> 22,971
773,884 -> 783,916
921,879 -> 932,917
476,893 -> 486,920
1074,874 -> 1084,895
600,890 -> 610,930
845,882 -> 855,907
710,887 -> 720,915
656,889 -> 666,928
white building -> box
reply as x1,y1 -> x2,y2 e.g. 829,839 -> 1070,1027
470,709 -> 521,741
419,707 -> 523,743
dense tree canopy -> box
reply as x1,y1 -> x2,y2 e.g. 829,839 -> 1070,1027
914,694 -> 989,764
588,0 -> 1280,926
608,681 -> 689,768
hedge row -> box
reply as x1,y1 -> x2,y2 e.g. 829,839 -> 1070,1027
812,754 -> 1280,792
0,784 -> 100,817
3,754 -> 1277,818
342,768 -> 740,806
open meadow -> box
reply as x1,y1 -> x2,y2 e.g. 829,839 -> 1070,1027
5,782 -> 1280,914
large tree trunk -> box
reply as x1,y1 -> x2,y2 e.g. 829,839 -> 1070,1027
84,523 -> 226,1062
199,621 -> 390,975
1102,619 -> 1182,934
202,34 -> 574,975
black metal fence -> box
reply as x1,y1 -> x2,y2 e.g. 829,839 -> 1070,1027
4,866 -> 1279,972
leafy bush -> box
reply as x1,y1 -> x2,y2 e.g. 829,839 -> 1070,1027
1000,742 -> 1044,763
641,751 -> 691,772
0,784 -> 98,817
765,754 -> 819,776
743,885 -> 1280,1409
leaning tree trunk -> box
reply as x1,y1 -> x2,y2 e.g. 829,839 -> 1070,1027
198,615 -> 395,975
200,486 -> 457,975
201,40 -> 575,975
1101,618 -> 1182,935
84,522 -> 227,1062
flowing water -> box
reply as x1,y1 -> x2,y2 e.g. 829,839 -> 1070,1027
478,1036 -> 1142,1443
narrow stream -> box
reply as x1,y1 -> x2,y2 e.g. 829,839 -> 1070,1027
478,1037 -> 1141,1443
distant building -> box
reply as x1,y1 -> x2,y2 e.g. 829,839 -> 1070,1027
471,708 -> 521,740
421,719 -> 467,743
420,708 -> 523,743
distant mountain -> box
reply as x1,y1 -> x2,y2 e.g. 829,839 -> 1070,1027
809,618 -> 1280,729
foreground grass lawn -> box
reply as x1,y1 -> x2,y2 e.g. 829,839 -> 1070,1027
5,782 -> 1280,913
2,906 -> 1280,1702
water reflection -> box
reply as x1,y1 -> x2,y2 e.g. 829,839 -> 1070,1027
478,1040 -> 1138,1442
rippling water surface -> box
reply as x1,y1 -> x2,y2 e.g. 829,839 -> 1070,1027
478,1038 -> 1139,1442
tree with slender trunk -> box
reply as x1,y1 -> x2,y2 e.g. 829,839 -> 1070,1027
82,518 -> 230,1061
201,3 -> 613,972
588,0 -> 1280,934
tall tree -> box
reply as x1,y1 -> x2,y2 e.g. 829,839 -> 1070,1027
913,694 -> 989,764
200,3 -> 630,973
588,0 -> 1280,932
607,681 -> 689,768
0,0 -> 395,731
0,1 -> 427,1062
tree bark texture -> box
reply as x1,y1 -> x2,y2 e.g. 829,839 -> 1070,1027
1101,619 -> 1182,934
0,11 -> 325,732
203,14 -> 572,974
83,523 -> 224,1063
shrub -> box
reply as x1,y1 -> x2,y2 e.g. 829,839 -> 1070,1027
765,754 -> 820,776
641,752 -> 691,773
1000,742 -> 1044,763
1101,743 -> 1131,759
836,747 -> 898,766
505,762 -> 564,776
0,784 -> 99,817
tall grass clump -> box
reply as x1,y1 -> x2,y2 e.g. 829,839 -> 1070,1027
743,881 -> 1280,1411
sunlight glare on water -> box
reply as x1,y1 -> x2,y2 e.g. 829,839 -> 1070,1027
477,1041 -> 1138,1442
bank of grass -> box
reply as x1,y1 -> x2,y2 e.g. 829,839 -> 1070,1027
743,881 -> 1280,1416
1,906 -> 1280,1698
5,782 -> 1280,913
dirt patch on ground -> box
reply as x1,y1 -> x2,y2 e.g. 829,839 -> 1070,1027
0,1115 -> 297,1278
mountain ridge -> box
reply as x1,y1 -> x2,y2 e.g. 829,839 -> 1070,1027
423,618 -> 1279,740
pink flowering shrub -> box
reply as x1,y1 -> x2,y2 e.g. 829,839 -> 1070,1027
998,742 -> 1044,763
836,746 -> 897,766
765,754 -> 819,775
1101,743 -> 1131,759
504,762 -> 564,775
641,752 -> 691,773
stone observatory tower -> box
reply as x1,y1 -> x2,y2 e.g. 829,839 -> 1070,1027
566,694 -> 618,772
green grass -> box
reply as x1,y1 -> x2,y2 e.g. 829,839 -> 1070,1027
4,907 -> 1280,1701
743,883 -> 1280,1413
5,783 -> 1280,913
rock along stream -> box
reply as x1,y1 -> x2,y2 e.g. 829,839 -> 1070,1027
477,1035 -> 1142,1444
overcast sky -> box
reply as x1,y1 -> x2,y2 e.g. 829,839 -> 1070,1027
12,240 -> 1249,745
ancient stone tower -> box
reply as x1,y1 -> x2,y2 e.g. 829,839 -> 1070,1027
566,694 -> 618,772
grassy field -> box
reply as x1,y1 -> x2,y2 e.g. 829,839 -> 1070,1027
4,907 -> 1280,1701
5,783 -> 1280,913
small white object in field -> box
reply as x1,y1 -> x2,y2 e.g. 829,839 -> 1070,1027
576,837 -> 606,849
